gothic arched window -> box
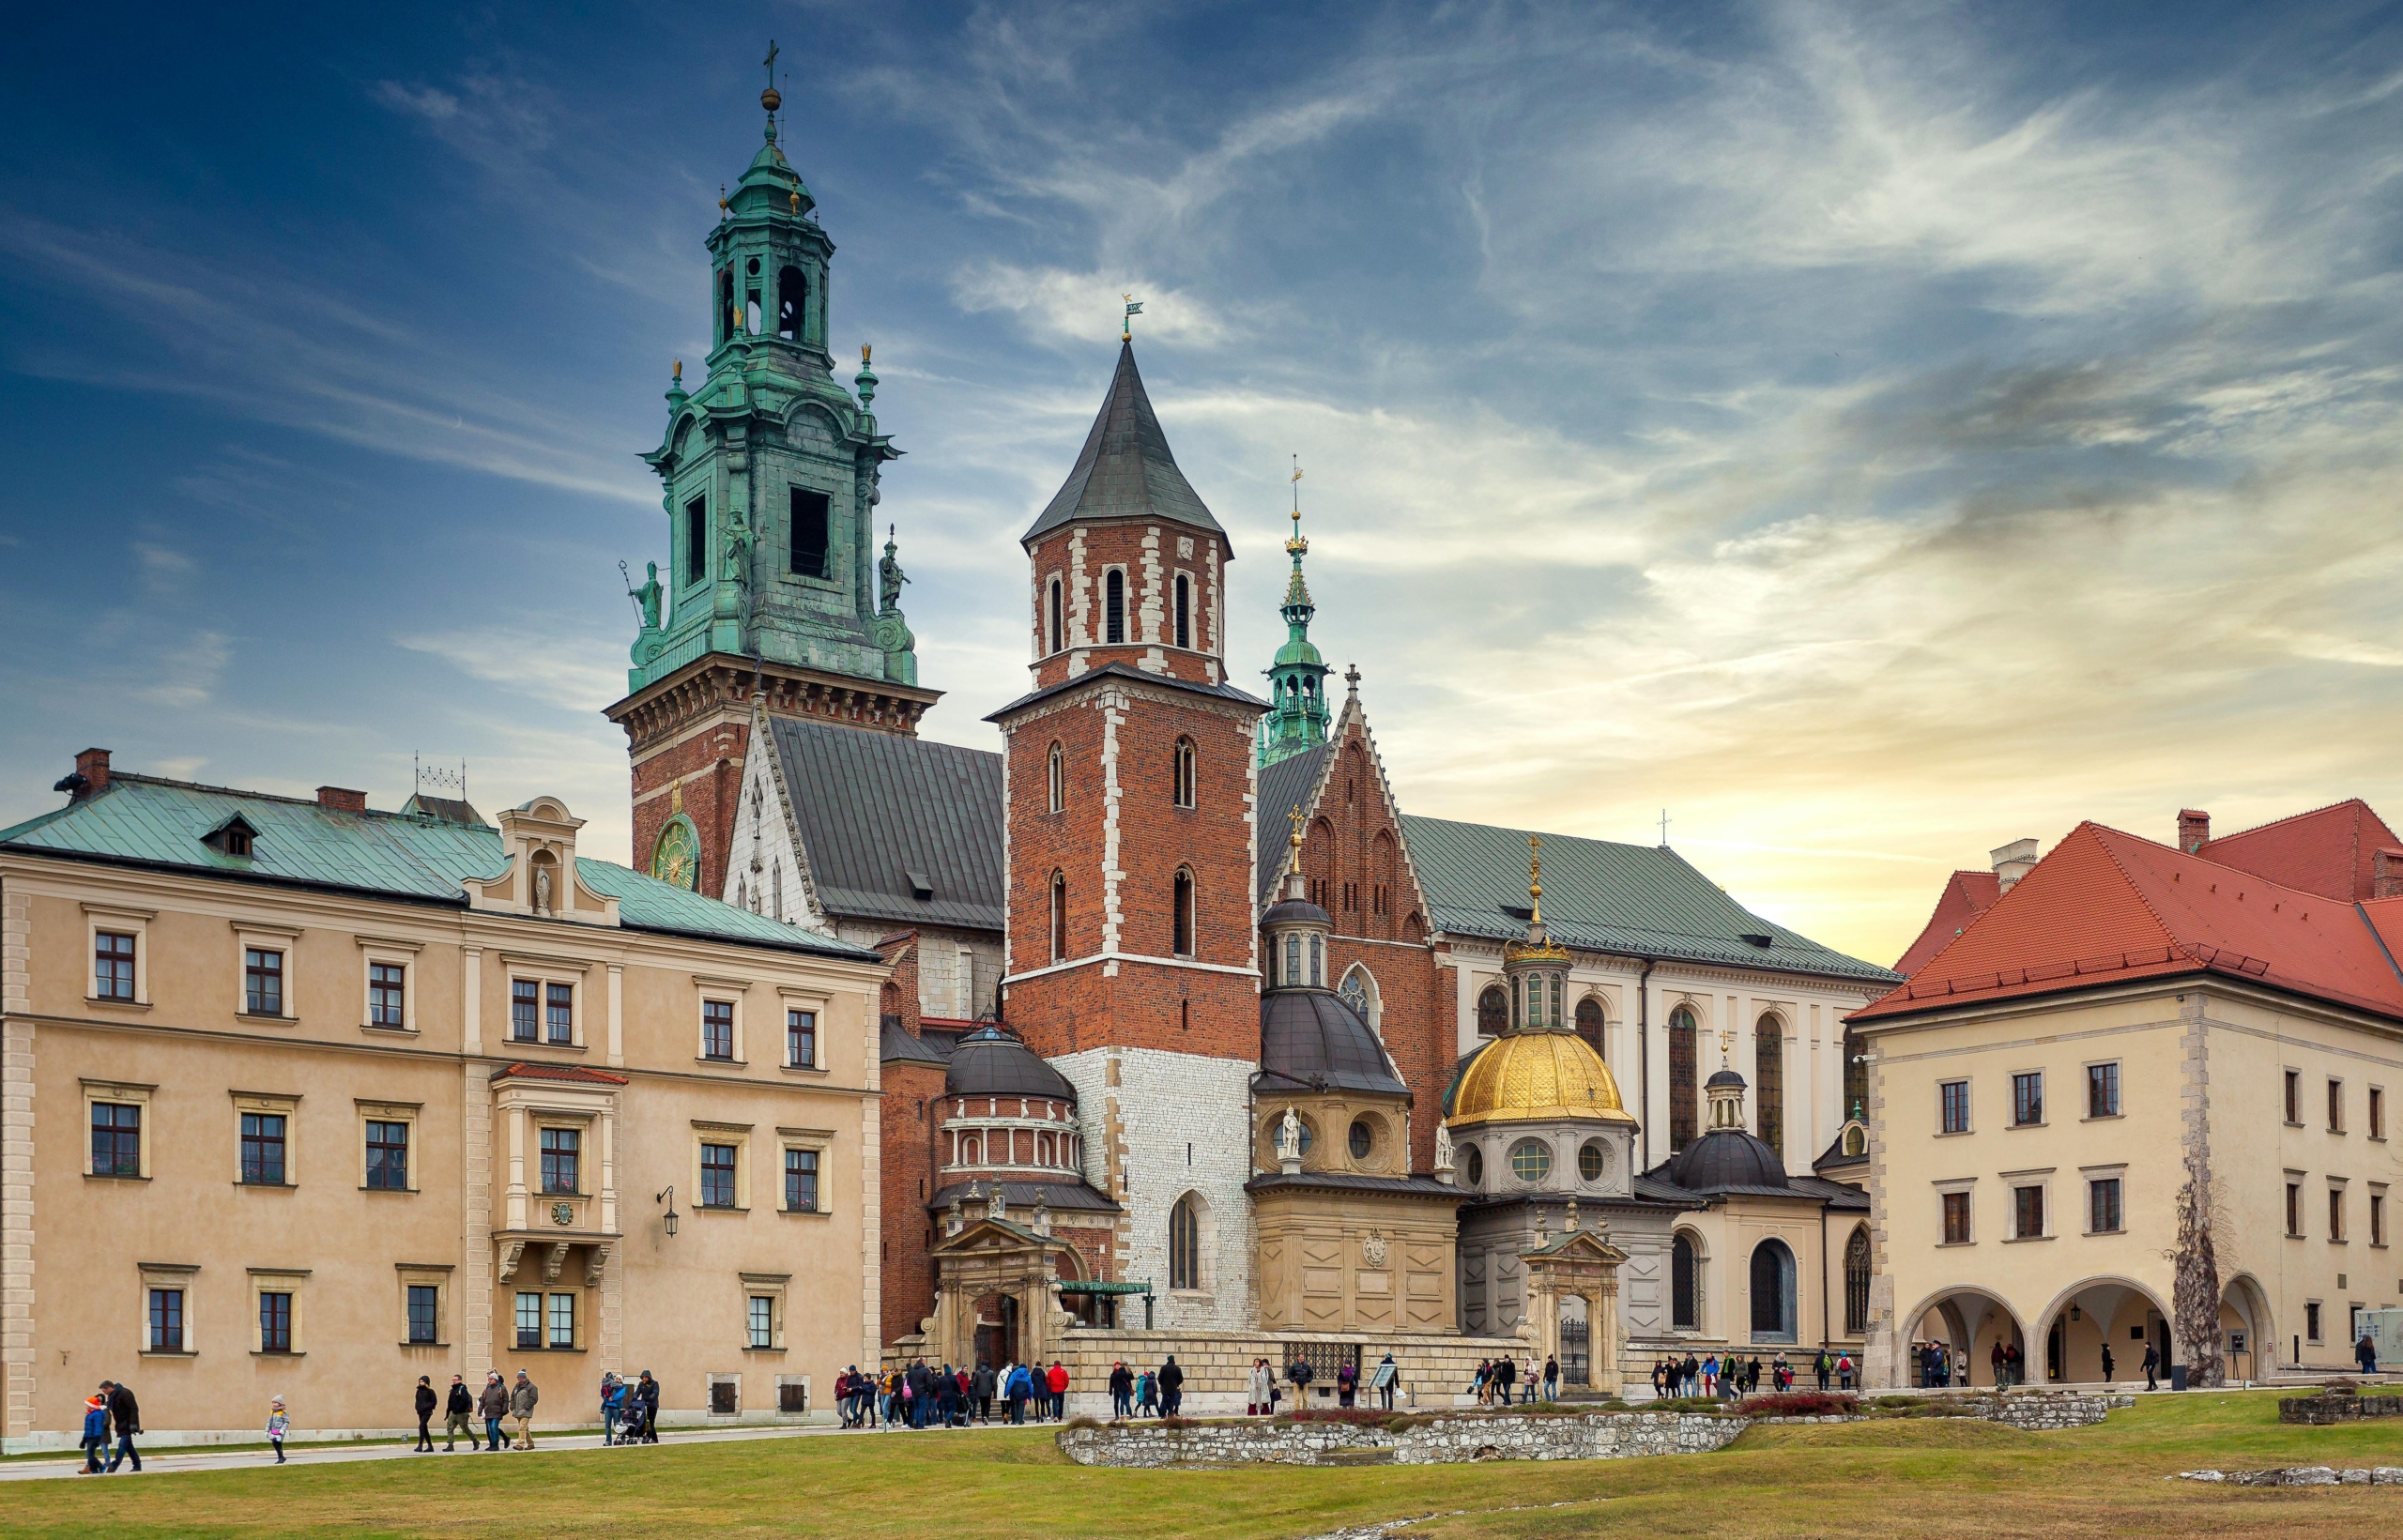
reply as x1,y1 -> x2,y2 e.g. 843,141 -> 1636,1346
1048,871 -> 1067,963
1672,1232 -> 1700,1332
1755,1013 -> 1785,1153
1174,573 -> 1191,649
1105,569 -> 1125,645
1477,985 -> 1508,1037
1309,934 -> 1323,987
1844,1226 -> 1873,1335
1285,933 -> 1302,987
1172,868 -> 1195,957
1047,742 -> 1064,815
1171,737 -> 1195,809
1574,997 -> 1604,1056
1169,1195 -> 1202,1290
1669,1006 -> 1699,1152
1047,577 -> 1064,655
777,266 -> 805,339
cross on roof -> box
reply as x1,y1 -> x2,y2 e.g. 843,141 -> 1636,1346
763,39 -> 779,92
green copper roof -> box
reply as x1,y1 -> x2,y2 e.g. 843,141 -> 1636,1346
1259,506 -> 1330,767
1399,815 -> 1901,986
0,775 -> 876,961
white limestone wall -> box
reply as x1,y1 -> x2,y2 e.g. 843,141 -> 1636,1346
1051,1044 -> 1256,1333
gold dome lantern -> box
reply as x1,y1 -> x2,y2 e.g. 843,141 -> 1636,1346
1447,1029 -> 1635,1127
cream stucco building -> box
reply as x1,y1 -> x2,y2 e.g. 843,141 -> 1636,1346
0,750 -> 888,1449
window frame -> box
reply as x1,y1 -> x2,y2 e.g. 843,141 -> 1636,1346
539,1123 -> 584,1197
2010,1070 -> 2044,1128
2372,1085 -> 2387,1142
140,1262 -> 198,1357
683,495 -> 710,589
779,1134 -> 827,1215
242,945 -> 286,1019
395,1263 -> 452,1349
2010,1181 -> 2048,1241
505,966 -> 587,1050
1046,575 -> 1064,655
1103,566 -> 1127,646
230,923 -> 300,1023
1938,1078 -> 1971,1136
2286,1173 -> 2305,1238
232,1091 -> 299,1188
2306,1298 -> 2324,1344
2085,1170 -> 2125,1235
1171,736 -> 1196,810
694,979 -> 748,1064
742,1272 -> 792,1351
702,999 -> 738,1063
1171,866 -> 1196,957
1047,741 -> 1065,814
85,1081 -> 153,1180
2085,1060 -> 2120,1120
2329,1180 -> 2349,1243
249,1268 -> 307,1356
1935,1179 -> 1976,1245
2285,1068 -> 2304,1126
1172,572 -> 1192,650
514,1290 -> 543,1349
784,1005 -> 820,1071
2329,1077 -> 2347,1135
693,1122 -> 754,1212
2371,1184 -> 2388,1247
359,1100 -> 421,1193
788,485 -> 833,582
358,937 -> 423,1033
1168,1195 -> 1202,1291
84,905 -> 151,1006
1049,870 -> 1068,963
547,1289 -> 579,1349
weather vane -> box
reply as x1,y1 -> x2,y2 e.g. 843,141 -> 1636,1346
1122,294 -> 1143,340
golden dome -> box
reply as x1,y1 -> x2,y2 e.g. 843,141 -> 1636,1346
1447,1029 -> 1635,1126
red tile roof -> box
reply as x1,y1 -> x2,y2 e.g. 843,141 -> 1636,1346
2197,799 -> 2402,904
1855,818 -> 2403,1024
1893,869 -> 2001,977
489,1062 -> 632,1086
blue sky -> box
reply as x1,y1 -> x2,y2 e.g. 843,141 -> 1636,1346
5,2 -> 2402,962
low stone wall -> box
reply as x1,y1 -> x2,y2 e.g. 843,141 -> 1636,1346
2181,1466 -> 2403,1486
984,1328 -> 1529,1419
2281,1394 -> 2403,1425
1981,1392 -> 2135,1429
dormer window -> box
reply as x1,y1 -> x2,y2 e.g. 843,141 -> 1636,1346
202,816 -> 259,859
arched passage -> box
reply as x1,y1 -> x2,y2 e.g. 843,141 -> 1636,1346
1671,1227 -> 1707,1334
1749,1239 -> 1798,1344
1899,1287 -> 2028,1388
2031,1276 -> 2172,1386
2221,1273 -> 2277,1382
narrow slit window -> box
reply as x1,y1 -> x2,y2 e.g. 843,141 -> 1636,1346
1049,872 -> 1068,962
1172,869 -> 1195,956
1174,573 -> 1191,649
685,496 -> 709,587
777,266 -> 805,339
1048,578 -> 1064,654
789,488 -> 831,579
1105,570 -> 1125,645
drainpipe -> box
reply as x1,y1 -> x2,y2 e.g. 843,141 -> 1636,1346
1635,957 -> 1657,1171
1819,1200 -> 1831,1350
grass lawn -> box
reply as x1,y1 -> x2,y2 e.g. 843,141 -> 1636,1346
9,1390 -> 2402,1539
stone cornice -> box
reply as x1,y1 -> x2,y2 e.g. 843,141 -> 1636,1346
605,654 -> 939,753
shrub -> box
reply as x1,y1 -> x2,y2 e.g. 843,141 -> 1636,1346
1158,1415 -> 1196,1431
1288,1407 -> 1400,1426
1737,1391 -> 1858,1418
1385,1414 -> 1429,1433
1062,1415 -> 1101,1431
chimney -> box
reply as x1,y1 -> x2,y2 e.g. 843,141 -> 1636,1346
1990,838 -> 2039,893
316,786 -> 368,813
2178,809 -> 2211,854
65,747 -> 113,800
2377,849 -> 2403,902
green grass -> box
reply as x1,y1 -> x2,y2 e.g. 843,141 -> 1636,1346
8,1390 -> 2401,1539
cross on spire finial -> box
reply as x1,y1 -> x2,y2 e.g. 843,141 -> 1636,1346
764,39 -> 780,91
1658,808 -> 1671,847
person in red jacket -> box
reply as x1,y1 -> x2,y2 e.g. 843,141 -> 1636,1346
1045,1361 -> 1070,1421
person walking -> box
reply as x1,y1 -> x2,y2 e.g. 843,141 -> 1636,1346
973,1360 -> 996,1424
1005,1362 -> 1030,1424
265,1397 -> 289,1464
1377,1351 -> 1399,1411
508,1369 -> 540,1450
1837,1352 -> 1856,1393
1159,1355 -> 1185,1417
636,1370 -> 661,1442
601,1373 -> 624,1444
1543,1355 -> 1559,1402
2100,1343 -> 2115,1384
2359,1332 -> 2380,1376
79,1392 -> 110,1474
443,1374 -> 473,1450
1113,1361 -> 1137,1421
1138,1367 -> 1159,1417
102,1380 -> 141,1472
477,1371 -> 508,1451
1048,1360 -> 1070,1421
413,1375 -> 436,1452
2141,1341 -> 2159,1392
1336,1358 -> 1357,1409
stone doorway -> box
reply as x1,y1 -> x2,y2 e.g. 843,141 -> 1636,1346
1559,1296 -> 1590,1387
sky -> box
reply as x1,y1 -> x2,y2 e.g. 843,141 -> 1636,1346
4,0 -> 2402,968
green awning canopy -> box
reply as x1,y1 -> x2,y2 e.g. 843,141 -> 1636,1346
1055,1281 -> 1153,1295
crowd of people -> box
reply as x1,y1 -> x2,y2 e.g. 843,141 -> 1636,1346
1647,1349 -> 1857,1400
1468,1354 -> 1557,1404
830,1358 -> 1083,1427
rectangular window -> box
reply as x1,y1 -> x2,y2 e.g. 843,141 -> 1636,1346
711,1380 -> 739,1414
749,1295 -> 774,1349
369,963 -> 406,1028
685,496 -> 708,586
545,983 -> 574,1044
148,1288 -> 184,1351
515,1291 -> 542,1349
1941,1190 -> 1972,1244
789,487 -> 831,579
547,1292 -> 575,1349
259,1291 -> 293,1353
512,980 -> 539,1043
2288,1182 -> 2304,1237
2089,1177 -> 2122,1234
2374,1087 -> 2387,1140
2330,1079 -> 2346,1133
240,1113 -> 287,1185
2087,1062 -> 2120,1119
540,1127 -> 580,1195
243,948 -> 283,1016
2013,1184 -> 2045,1239
95,931 -> 136,1000
90,1103 -> 142,1177
2307,1301 -> 2323,1343
2012,1072 -> 2043,1127
365,1120 -> 410,1190
787,1009 -> 817,1069
2331,1187 -> 2347,1242
1939,1080 -> 1970,1135
406,1285 -> 439,1345
703,1000 -> 735,1061
785,1147 -> 819,1212
701,1142 -> 737,1208
2287,1069 -> 2304,1124
2374,1192 -> 2388,1247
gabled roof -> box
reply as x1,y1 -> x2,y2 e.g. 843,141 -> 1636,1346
1020,340 -> 1226,550
763,714 -> 1005,933
1854,820 -> 2403,1024
0,773 -> 875,961
2198,799 -> 2401,904
1256,743 -> 1332,900
1400,816 -> 1899,986
1894,869 -> 2001,976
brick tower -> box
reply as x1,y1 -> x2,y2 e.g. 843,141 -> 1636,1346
605,71 -> 940,898
992,336 -> 1267,1328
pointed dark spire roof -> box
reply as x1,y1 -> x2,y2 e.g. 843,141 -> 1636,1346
1022,341 -> 1228,549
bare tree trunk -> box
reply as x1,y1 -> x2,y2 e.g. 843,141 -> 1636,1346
2173,1151 -> 2223,1389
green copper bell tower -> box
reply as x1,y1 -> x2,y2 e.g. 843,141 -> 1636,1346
620,57 -> 921,696
1258,501 -> 1331,766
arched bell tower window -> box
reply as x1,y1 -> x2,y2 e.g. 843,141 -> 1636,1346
1174,573 -> 1192,649
1048,871 -> 1067,963
718,269 -> 735,343
1047,577 -> 1064,655
1171,868 -> 1196,957
1047,742 -> 1064,815
1171,738 -> 1196,809
777,266 -> 805,340
1284,933 -> 1301,986
1309,934 -> 1323,987
1104,569 -> 1126,645
1844,1226 -> 1872,1335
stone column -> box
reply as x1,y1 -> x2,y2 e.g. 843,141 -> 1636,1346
462,1063 -> 495,1381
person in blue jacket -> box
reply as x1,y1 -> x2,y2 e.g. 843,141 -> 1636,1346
79,1393 -> 110,1473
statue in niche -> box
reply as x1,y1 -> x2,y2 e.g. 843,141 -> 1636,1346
879,525 -> 909,614
1434,1121 -> 1456,1174
722,506 -> 753,587
533,864 -> 554,915
1278,1106 -> 1304,1165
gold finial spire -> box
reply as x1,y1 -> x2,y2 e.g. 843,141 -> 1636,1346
1528,832 -> 1544,925
1286,455 -> 1308,558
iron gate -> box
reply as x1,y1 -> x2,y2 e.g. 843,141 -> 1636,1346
1560,1317 -> 1590,1386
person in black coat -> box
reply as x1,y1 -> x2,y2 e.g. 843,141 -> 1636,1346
2141,1342 -> 2159,1391
2099,1343 -> 2115,1384
443,1376 -> 474,1450
413,1376 -> 436,1451
636,1370 -> 661,1441
1158,1356 -> 1185,1417
101,1380 -> 141,1472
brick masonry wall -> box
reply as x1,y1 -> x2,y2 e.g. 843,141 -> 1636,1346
1026,525 -> 1228,693
629,715 -> 748,902
880,1057 -> 946,1347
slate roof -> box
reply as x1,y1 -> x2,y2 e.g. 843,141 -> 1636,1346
0,774 -> 876,961
928,1179 -> 1119,1215
399,793 -> 487,827
945,1025 -> 1078,1101
1244,1171 -> 1464,1200
1256,988 -> 1408,1096
986,662 -> 1266,724
763,715 -> 1005,933
1400,816 -> 1899,986
880,1014 -> 952,1068
2198,799 -> 2402,904
1635,1159 -> 1868,1211
1255,743 -> 1331,899
1853,819 -> 2403,1025
1021,340 -> 1227,549
1894,869 -> 2001,976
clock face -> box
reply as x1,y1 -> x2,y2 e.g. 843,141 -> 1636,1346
651,818 -> 699,891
